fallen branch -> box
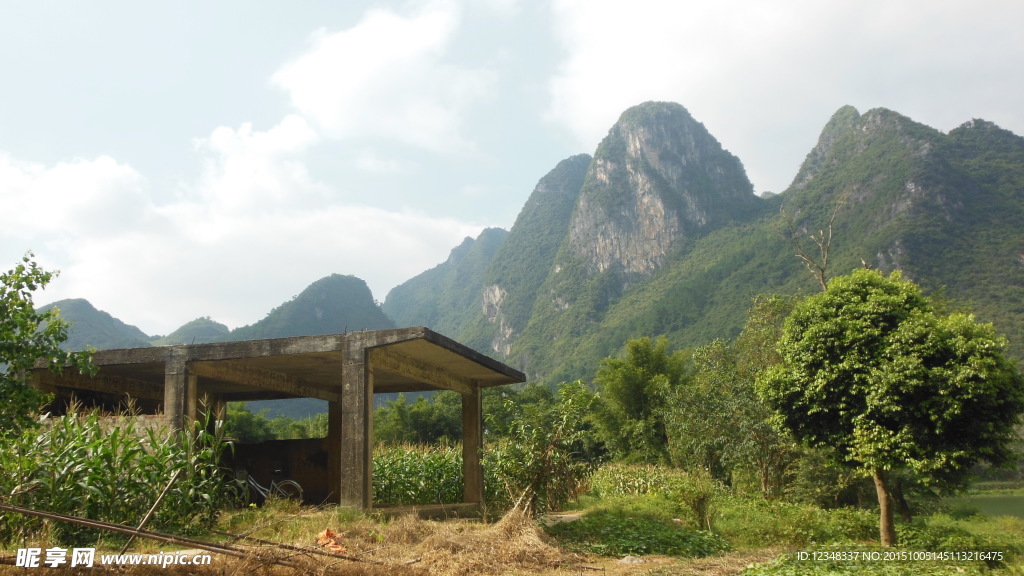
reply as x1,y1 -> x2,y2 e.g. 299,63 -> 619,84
120,468 -> 182,555
0,502 -> 295,568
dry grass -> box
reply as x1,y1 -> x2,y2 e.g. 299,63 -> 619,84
0,505 -> 781,576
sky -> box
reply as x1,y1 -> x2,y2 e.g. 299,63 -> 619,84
3,0 -> 1023,336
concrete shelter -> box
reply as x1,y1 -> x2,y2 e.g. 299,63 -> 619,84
31,327 -> 525,512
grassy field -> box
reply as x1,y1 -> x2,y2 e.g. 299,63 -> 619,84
943,489 -> 1024,521
3,462 -> 1024,576
5,491 -> 1022,576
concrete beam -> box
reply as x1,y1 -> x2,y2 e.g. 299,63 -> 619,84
191,361 -> 340,403
32,370 -> 164,401
368,348 -> 476,395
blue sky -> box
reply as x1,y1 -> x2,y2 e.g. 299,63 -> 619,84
3,0 -> 1023,335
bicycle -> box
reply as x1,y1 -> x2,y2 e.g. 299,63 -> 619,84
235,468 -> 303,504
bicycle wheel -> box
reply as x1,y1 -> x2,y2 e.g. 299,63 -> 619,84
274,479 -> 304,502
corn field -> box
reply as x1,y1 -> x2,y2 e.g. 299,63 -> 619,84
0,407 -> 235,546
372,443 -> 463,505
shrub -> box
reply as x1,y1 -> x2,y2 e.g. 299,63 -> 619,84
716,498 -> 876,547
483,381 -> 598,516
590,463 -> 724,529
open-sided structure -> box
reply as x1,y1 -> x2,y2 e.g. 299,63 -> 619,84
30,327 -> 525,512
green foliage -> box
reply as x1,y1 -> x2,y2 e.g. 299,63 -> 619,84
717,498 -> 877,548
592,337 -> 685,464
760,269 -> 1024,484
785,446 -> 868,508
374,391 -> 461,445
223,402 -> 328,442
484,381 -> 599,515
372,443 -> 463,505
370,383 -> 600,512
589,463 -> 724,530
545,507 -> 729,558
0,406 -> 234,545
1,253 -> 95,435
739,508 -> 1024,574
759,268 -> 1024,545
224,402 -> 275,442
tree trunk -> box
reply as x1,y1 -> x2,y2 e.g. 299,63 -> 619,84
891,475 -> 913,523
872,468 -> 898,546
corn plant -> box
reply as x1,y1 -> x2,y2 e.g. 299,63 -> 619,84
372,443 -> 462,505
0,405 -> 235,545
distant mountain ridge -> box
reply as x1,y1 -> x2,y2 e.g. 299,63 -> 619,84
228,274 -> 394,341
382,227 -> 508,339
46,274 -> 394,351
46,100 -> 1024,387
39,298 -> 154,351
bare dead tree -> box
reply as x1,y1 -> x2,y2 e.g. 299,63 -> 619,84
781,191 -> 849,292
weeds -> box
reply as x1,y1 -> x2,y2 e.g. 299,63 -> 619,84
546,510 -> 728,558
590,462 -> 724,529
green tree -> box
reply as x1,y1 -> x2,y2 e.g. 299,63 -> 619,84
373,393 -> 414,444
665,296 -> 798,496
1,253 -> 94,435
373,391 -> 462,445
758,269 -> 1024,546
486,380 -> 598,516
223,402 -> 275,442
592,336 -> 686,464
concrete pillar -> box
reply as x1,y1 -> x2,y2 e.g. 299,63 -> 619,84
326,399 -> 343,504
339,336 -> 373,508
462,386 -> 483,505
164,349 -> 197,431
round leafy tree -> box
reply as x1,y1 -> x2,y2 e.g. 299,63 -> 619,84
758,268 -> 1024,546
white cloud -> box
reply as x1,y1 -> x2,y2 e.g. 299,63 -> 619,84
47,202 -> 483,334
0,153 -> 148,240
271,0 -> 496,155
547,0 -> 1024,193
6,114 -> 487,335
354,150 -> 406,173
185,114 -> 324,223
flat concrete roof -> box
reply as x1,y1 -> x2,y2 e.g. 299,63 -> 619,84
34,327 -> 525,403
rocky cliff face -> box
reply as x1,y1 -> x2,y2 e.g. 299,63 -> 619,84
567,102 -> 756,276
383,227 -> 507,339
475,154 -> 591,356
